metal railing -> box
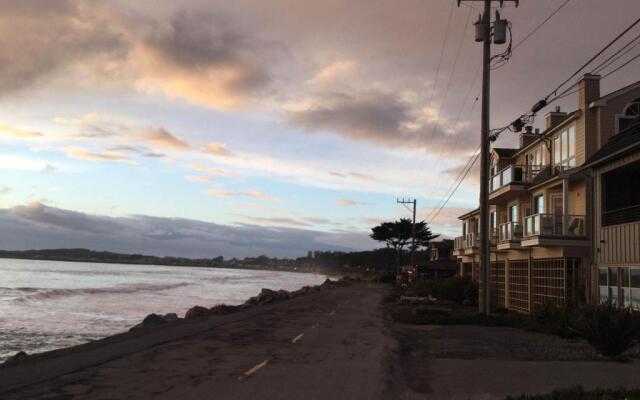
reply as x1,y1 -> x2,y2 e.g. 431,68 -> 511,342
499,221 -> 522,242
454,233 -> 479,249
490,164 -> 543,192
523,214 -> 586,237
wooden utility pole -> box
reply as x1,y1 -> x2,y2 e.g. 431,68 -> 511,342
397,198 -> 417,266
458,0 -> 518,314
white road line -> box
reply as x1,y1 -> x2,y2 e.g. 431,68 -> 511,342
291,333 -> 304,343
238,359 -> 269,380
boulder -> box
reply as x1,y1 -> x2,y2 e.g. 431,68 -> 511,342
142,313 -> 168,326
162,313 -> 179,322
209,304 -> 238,315
4,351 -> 27,364
184,305 -> 209,320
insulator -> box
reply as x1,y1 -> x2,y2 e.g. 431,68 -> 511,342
531,99 -> 548,113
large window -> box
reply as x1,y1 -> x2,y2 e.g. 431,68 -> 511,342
509,204 -> 518,222
553,126 -> 576,168
599,267 -> 640,310
602,160 -> 640,226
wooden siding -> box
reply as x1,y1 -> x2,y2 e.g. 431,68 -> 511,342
594,152 -> 640,266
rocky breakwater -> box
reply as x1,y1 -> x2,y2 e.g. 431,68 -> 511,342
130,277 -> 357,330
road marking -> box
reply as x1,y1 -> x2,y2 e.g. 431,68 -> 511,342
238,359 -> 269,380
329,310 -> 335,316
291,333 -> 304,343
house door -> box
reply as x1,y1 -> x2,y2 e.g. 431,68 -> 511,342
552,195 -> 563,235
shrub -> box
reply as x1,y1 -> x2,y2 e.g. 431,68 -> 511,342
528,303 -> 576,338
572,303 -> 640,358
506,386 -> 640,400
412,277 -> 478,305
378,272 -> 397,284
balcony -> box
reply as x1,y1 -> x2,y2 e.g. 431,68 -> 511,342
453,232 -> 497,256
522,213 -> 588,247
489,165 -> 542,204
497,221 -> 523,250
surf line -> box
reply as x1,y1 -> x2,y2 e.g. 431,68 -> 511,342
291,333 -> 304,344
239,359 -> 269,381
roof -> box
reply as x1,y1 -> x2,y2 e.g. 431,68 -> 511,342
590,80 -> 640,107
583,121 -> 640,169
493,148 -> 518,158
458,208 -> 479,220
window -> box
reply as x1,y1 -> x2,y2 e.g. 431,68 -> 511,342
534,195 -> 544,214
553,126 -> 576,168
602,160 -> 640,226
600,267 -> 640,310
490,211 -> 497,235
617,97 -> 640,133
509,204 -> 518,222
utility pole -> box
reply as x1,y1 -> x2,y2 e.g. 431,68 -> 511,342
458,0 -> 518,314
397,198 -> 417,266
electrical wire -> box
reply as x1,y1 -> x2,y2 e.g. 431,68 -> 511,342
544,16 -> 640,101
602,51 -> 640,79
512,0 -> 571,52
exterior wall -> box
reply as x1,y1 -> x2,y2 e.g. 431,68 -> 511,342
593,152 -> 640,267
595,86 -> 640,146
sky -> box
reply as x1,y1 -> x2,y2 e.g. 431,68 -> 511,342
0,0 -> 639,258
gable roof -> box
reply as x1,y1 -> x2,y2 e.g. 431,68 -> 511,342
583,121 -> 640,169
590,80 -> 640,107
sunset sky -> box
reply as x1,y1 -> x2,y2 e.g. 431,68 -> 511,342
0,0 -> 639,257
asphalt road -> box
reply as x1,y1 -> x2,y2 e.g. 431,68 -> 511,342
0,283 -> 395,400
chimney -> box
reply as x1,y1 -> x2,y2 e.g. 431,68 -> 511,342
519,125 -> 538,148
579,74 -> 601,158
545,106 -> 568,129
579,73 -> 601,112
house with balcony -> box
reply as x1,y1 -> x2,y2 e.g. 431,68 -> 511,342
583,120 -> 640,310
453,74 -> 640,313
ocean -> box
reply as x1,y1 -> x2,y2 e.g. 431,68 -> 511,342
0,258 -> 327,361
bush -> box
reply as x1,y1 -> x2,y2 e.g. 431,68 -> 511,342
378,272 -> 397,284
572,303 -> 640,358
412,277 -> 478,305
506,386 -> 640,400
527,303 -> 576,339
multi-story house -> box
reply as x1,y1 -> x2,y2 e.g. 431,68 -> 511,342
453,74 -> 640,313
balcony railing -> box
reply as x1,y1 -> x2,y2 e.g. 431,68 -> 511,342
454,233 -> 479,250
499,221 -> 522,242
490,164 -> 543,192
523,214 -> 586,237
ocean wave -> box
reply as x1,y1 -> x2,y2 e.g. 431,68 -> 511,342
10,282 -> 191,303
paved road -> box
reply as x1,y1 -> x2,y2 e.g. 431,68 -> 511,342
0,284 -> 395,400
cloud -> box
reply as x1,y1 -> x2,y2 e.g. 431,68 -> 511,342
0,124 -> 44,139
203,142 -> 234,157
204,189 -> 276,201
306,60 -> 355,86
140,127 -> 189,150
0,202 -> 371,258
43,164 -> 58,174
106,145 -> 166,158
0,185 -> 9,194
60,146 -> 136,165
335,199 -> 370,207
237,215 -> 311,228
185,163 -> 232,176
184,174 -> 213,183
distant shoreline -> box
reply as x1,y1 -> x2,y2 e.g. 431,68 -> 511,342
0,248 -> 340,276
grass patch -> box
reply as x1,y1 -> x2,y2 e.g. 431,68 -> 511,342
506,386 -> 640,400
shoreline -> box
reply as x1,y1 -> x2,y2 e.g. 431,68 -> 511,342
2,276 -> 357,365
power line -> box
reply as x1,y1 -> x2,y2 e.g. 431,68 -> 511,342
602,51 -> 640,79
591,31 -> 640,74
544,16 -> 640,102
512,0 -> 571,52
428,148 -> 480,224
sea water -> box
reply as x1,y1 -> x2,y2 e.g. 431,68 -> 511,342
0,258 -> 326,361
